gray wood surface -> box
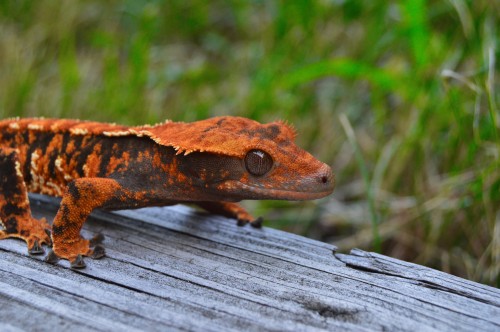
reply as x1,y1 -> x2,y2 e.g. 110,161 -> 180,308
0,195 -> 499,332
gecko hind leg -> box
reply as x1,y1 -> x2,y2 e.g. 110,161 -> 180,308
195,201 -> 263,228
0,148 -> 52,254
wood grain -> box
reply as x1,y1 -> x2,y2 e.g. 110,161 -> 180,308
0,195 -> 498,331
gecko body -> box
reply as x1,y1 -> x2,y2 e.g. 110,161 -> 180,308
0,116 -> 334,267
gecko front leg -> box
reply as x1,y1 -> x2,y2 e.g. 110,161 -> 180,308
0,148 -> 52,254
47,178 -> 122,268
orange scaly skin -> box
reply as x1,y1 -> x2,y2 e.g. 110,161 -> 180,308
0,116 -> 334,268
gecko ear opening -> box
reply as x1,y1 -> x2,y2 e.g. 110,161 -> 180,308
245,150 -> 273,176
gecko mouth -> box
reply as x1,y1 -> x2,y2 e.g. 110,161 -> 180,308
218,180 -> 334,201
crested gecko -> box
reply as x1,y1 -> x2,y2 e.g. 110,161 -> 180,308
0,116 -> 334,268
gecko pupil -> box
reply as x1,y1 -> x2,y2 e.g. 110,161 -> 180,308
245,150 -> 273,176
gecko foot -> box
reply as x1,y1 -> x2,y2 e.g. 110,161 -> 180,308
236,216 -> 263,228
46,233 -> 105,268
45,242 -> 105,267
0,216 -> 52,254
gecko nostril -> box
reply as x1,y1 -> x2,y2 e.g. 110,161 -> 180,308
317,165 -> 334,188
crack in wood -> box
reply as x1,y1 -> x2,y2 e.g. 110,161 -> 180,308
0,196 -> 499,331
335,251 -> 500,309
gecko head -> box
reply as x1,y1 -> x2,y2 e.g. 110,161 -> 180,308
174,117 -> 335,201
220,145 -> 335,201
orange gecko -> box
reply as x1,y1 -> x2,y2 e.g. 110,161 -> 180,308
0,116 -> 334,268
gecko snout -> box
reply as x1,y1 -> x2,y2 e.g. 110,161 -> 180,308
317,164 -> 335,193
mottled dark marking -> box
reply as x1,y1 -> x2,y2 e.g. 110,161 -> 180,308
179,152 -> 244,185
98,148 -> 113,177
237,129 -> 252,137
67,181 -> 80,201
22,130 -> 30,145
69,134 -> 84,152
241,125 -> 281,141
73,136 -> 95,177
2,202 -> 24,217
0,130 -> 15,143
51,223 -> 64,236
266,125 -> 280,140
60,131 -> 71,153
23,131 -> 56,184
45,131 -> 71,178
237,126 -> 282,141
157,145 -> 175,165
202,125 -> 218,133
216,118 -> 226,126
47,142 -> 61,178
21,152 -> 31,183
198,118 -> 227,134
4,217 -> 18,234
98,136 -> 160,178
0,152 -> 23,197
29,132 -> 54,158
278,138 -> 291,146
124,138 -> 142,161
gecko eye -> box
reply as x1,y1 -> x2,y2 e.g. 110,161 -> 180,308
245,149 -> 273,176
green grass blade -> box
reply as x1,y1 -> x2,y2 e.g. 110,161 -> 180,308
281,58 -> 400,91
339,113 -> 381,252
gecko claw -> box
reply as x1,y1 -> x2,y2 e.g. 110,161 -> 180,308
28,240 -> 44,255
45,249 -> 60,264
236,219 -> 249,227
91,245 -> 106,259
237,216 -> 263,228
70,255 -> 86,269
250,217 -> 263,228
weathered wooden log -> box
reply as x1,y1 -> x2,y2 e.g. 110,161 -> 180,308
0,195 -> 498,331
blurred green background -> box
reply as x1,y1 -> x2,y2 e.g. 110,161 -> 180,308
0,0 -> 499,287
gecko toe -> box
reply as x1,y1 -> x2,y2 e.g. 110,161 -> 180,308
70,255 -> 86,269
250,217 -> 263,228
236,219 -> 249,227
28,240 -> 44,255
91,245 -> 106,259
90,233 -> 105,246
45,249 -> 60,264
